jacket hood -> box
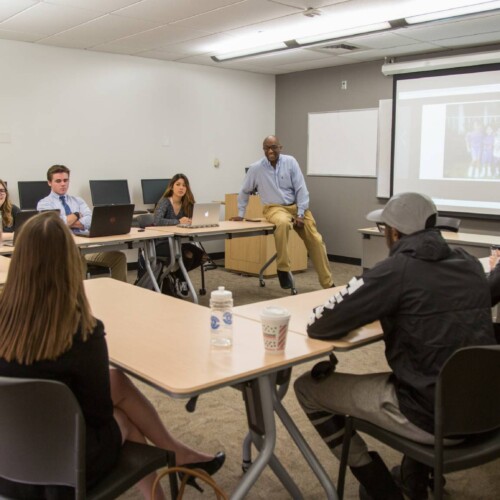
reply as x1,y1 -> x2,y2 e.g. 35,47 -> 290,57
390,228 -> 451,262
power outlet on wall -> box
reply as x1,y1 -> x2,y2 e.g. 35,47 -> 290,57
341,80 -> 347,90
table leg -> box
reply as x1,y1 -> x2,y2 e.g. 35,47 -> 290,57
231,375 -> 276,499
143,240 -> 161,293
272,386 -> 338,499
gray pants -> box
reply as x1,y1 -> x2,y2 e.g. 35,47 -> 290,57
294,371 -> 436,467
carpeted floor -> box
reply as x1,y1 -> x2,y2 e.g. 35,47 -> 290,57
119,261 -> 500,499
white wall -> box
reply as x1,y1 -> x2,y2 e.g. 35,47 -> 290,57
0,40 -> 275,211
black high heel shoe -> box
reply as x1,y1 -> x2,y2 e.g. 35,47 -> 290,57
180,452 -> 226,492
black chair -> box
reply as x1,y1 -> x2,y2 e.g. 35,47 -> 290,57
435,216 -> 461,233
0,377 -> 178,500
337,345 -> 500,500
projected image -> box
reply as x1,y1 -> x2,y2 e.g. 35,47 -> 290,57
443,101 -> 500,180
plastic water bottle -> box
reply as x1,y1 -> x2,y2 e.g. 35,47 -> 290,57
210,286 -> 233,347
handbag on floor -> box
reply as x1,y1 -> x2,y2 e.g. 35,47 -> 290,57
151,466 -> 228,499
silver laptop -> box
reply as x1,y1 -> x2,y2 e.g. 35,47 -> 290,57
177,203 -> 220,229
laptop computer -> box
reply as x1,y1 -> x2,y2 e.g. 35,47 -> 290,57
177,203 -> 220,229
76,204 -> 135,238
3,210 -> 40,246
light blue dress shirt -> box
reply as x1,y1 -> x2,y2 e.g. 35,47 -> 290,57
37,191 -> 92,231
238,154 -> 310,217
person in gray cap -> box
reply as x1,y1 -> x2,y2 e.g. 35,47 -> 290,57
294,192 -> 495,500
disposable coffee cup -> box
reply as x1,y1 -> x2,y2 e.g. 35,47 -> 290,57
260,306 -> 291,353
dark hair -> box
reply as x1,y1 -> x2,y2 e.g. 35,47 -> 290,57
162,174 -> 195,218
47,164 -> 70,182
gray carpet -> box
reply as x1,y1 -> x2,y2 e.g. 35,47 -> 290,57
120,262 -> 500,499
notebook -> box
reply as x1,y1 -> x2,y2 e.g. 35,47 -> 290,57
76,204 -> 135,238
177,203 -> 220,229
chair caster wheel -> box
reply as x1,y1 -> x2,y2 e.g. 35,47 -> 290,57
199,289 -> 206,296
241,459 -> 252,473
291,288 -> 298,295
259,279 -> 265,287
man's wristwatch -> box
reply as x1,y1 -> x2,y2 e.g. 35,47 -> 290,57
73,212 -> 81,220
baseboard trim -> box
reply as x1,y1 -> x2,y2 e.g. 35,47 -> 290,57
327,254 -> 361,266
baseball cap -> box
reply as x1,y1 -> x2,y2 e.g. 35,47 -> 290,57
367,192 -> 437,235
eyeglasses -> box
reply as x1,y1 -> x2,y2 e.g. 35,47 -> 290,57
263,145 -> 281,151
0,189 -> 7,194
376,222 -> 386,234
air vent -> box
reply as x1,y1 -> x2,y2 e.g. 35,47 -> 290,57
308,43 -> 360,55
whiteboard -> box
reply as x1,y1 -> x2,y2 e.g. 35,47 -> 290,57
307,108 -> 378,177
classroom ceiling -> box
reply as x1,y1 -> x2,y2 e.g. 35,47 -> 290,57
1,0 -> 500,75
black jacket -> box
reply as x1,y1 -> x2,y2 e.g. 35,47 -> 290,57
308,229 -> 495,434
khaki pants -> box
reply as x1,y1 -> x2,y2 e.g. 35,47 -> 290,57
262,204 -> 333,288
82,252 -> 128,282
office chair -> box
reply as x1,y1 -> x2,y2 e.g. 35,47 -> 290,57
0,377 -> 178,500
337,345 -> 500,500
435,216 -> 461,233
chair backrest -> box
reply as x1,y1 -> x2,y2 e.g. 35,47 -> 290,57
436,345 -> 500,438
136,213 -> 154,228
0,377 -> 85,496
435,216 -> 461,233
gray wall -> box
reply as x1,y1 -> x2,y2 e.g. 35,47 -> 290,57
276,59 -> 500,261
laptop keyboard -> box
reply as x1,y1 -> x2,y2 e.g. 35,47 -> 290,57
177,223 -> 220,229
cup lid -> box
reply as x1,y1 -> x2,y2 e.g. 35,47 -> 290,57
260,306 -> 290,319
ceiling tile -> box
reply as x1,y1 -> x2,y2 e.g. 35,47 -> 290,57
0,27 -> 43,42
44,0 -> 140,14
270,0 -> 348,8
395,12 -> 500,43
0,2 -> 101,36
336,41 -> 444,61
41,14 -> 159,49
93,23 -> 209,53
0,0 -> 38,23
115,0 -> 245,24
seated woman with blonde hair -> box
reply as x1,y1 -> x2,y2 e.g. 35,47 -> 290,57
0,179 -> 20,232
0,212 -> 224,499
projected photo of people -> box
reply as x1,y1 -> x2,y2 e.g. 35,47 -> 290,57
443,101 -> 500,180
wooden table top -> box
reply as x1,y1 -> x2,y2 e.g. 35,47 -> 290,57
84,279 -> 333,398
148,220 -> 274,236
234,287 -> 383,351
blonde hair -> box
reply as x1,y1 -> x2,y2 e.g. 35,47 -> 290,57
162,174 -> 195,218
0,179 -> 14,228
0,212 -> 96,364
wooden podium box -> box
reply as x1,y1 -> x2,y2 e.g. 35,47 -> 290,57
224,194 -> 308,277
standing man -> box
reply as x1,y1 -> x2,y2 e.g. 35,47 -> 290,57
37,165 -> 127,282
294,192 -> 495,500
233,135 -> 333,289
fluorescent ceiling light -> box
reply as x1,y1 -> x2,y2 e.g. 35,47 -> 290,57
381,49 -> 500,75
211,42 -> 287,62
406,0 -> 500,24
296,22 -> 391,45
